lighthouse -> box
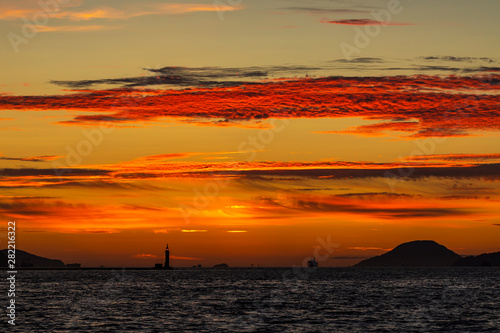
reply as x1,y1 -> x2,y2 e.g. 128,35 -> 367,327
164,244 -> 172,270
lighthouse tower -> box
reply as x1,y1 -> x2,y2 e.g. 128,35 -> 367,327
164,244 -> 171,269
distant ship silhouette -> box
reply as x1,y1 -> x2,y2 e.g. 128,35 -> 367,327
307,257 -> 318,268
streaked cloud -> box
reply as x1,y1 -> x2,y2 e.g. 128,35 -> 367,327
0,196 -> 175,232
0,0 -> 83,20
252,194 -> 473,220
49,62 -> 500,89
0,2 -> 242,21
52,3 -> 242,21
0,155 -> 62,162
322,19 -> 415,26
315,121 -> 420,137
420,56 -> 495,63
1,161 -> 498,233
133,253 -> 159,259
405,153 -> 500,163
2,162 -> 500,191
36,25 -> 120,32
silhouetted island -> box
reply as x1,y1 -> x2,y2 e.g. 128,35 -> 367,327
453,251 -> 500,267
354,240 -> 462,267
0,249 -> 65,268
213,263 -> 229,268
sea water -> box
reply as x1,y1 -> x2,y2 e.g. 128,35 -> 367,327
2,267 -> 499,332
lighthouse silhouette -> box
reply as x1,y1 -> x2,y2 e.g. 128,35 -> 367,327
164,244 -> 172,270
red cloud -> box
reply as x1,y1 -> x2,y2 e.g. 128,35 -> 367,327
138,153 -> 190,161
133,254 -> 159,259
1,75 -> 499,138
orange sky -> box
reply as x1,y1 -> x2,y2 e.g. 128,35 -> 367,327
1,0 -> 500,267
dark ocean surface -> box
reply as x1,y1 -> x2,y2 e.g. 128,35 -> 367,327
2,267 -> 499,332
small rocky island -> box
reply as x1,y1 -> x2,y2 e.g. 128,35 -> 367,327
453,251 -> 500,267
213,263 -> 229,268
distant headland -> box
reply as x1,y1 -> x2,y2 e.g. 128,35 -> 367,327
2,240 -> 499,269
1,249 -> 65,268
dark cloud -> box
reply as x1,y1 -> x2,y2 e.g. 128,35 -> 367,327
462,66 -> 500,73
406,153 -> 500,162
257,195 -> 470,220
331,57 -> 384,63
231,164 -> 500,181
1,163 -> 499,191
107,163 -> 500,181
0,168 -> 110,177
413,65 -> 462,72
295,200 -> 466,218
439,195 -> 485,200
51,65 -> 321,89
421,56 -> 495,63
337,192 -> 419,199
416,57 -> 499,74
322,19 -> 414,25
48,61 -> 500,90
0,155 -> 62,162
0,199 -> 88,217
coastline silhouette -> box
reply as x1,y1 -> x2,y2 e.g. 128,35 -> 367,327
3,240 -> 499,269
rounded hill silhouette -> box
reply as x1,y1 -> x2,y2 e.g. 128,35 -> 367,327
354,240 -> 462,267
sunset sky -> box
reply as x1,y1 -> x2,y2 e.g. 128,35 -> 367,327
1,0 -> 499,267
